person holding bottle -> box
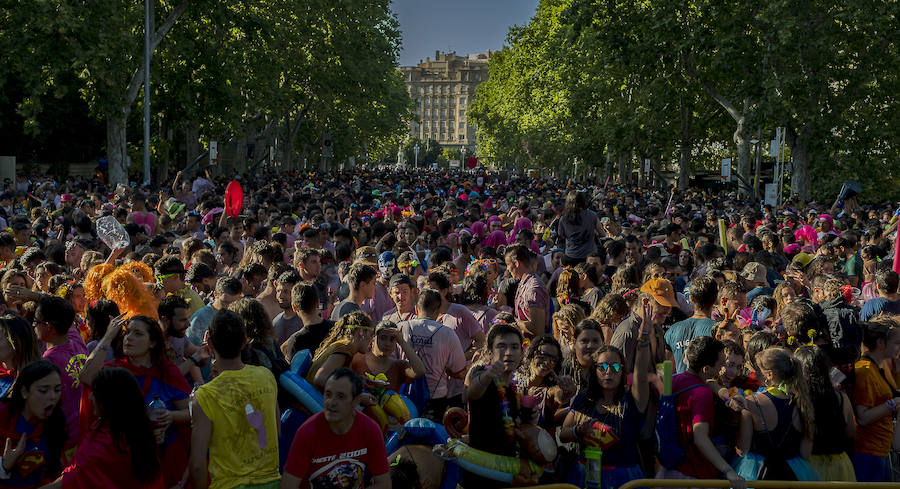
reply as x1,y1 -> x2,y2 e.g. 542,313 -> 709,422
79,314 -> 191,488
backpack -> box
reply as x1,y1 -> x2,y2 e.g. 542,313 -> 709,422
655,383 -> 705,469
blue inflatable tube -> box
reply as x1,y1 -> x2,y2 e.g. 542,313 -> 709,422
280,370 -> 323,413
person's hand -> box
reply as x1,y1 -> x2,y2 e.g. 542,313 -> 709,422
575,419 -> 594,437
358,393 -> 378,407
153,426 -> 166,445
482,361 -> 505,382
105,313 -> 127,343
554,374 -> 576,404
640,298 -> 653,334
4,285 -> 38,302
192,345 -> 211,367
154,409 -> 174,430
2,434 -> 26,471
724,468 -> 746,489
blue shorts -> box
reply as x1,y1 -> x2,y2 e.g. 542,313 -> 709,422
854,452 -> 892,482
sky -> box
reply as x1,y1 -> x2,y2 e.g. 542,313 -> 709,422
392,0 -> 540,67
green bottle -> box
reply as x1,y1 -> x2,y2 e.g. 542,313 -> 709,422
584,447 -> 602,489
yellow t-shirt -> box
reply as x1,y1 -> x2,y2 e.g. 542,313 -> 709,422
195,365 -> 280,489
178,285 -> 205,316
853,358 -> 895,456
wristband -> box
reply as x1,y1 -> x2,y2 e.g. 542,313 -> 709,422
188,355 -> 199,366
96,344 -> 110,353
886,399 -> 897,413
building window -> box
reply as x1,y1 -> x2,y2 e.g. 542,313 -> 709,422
459,97 -> 466,104
459,135 -> 465,141
418,87 -> 424,94
441,109 -> 447,117
461,85 -> 467,93
459,109 -> 466,117
459,122 -> 465,129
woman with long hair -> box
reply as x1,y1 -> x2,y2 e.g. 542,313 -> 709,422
733,347 -> 818,481
306,311 -> 374,390
590,293 -> 630,345
352,320 -> 426,392
557,191 -> 601,266
561,319 -> 605,393
553,304 -> 587,358
0,360 -> 65,488
794,345 -> 856,481
517,336 -> 575,435
460,271 -> 498,332
560,316 -> 652,488
229,297 -> 285,375
45,367 -> 161,488
0,315 -> 42,397
78,314 -> 190,488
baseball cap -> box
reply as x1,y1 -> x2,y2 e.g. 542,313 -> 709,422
639,278 -> 680,308
354,246 -> 378,267
741,262 -> 767,284
166,198 -> 186,218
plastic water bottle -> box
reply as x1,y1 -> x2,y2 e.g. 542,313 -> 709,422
584,447 -> 603,489
148,395 -> 167,422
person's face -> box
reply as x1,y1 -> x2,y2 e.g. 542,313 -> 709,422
349,220 -> 361,234
401,227 -> 417,244
217,247 -> 234,266
721,294 -> 748,317
161,273 -> 184,294
504,256 -> 524,279
594,351 -> 624,390
324,207 -> 337,223
230,224 -> 244,241
489,220 -> 502,232
603,221 -> 620,236
374,329 -> 398,356
167,307 -> 190,337
625,242 -> 642,264
24,372 -> 62,421
530,343 -> 560,379
301,256 -> 322,278
360,279 -> 376,300
323,376 -> 358,425
390,284 -> 412,312
276,282 -> 292,310
678,250 -> 691,269
65,244 -> 85,268
575,329 -> 603,367
491,333 -> 523,372
650,299 -> 671,325
551,252 -> 563,270
720,353 -> 744,385
70,287 -> 86,314
781,285 -> 797,306
822,261 -> 835,275
123,320 -> 155,359
0,327 -> 13,364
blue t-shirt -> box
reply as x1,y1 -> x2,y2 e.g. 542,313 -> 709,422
665,317 -> 715,373
858,297 -> 900,322
187,304 -> 215,347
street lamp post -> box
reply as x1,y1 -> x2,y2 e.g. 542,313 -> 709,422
142,0 -> 151,186
414,143 -> 419,168
461,146 -> 467,170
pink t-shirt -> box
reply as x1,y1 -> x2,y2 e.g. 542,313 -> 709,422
43,327 -> 88,448
514,273 -> 551,337
441,303 -> 482,352
400,318 -> 467,399
361,281 -> 391,322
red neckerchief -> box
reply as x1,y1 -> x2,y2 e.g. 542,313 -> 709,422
111,358 -> 158,398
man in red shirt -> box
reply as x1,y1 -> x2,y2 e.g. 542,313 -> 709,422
281,368 -> 390,489
658,336 -> 746,489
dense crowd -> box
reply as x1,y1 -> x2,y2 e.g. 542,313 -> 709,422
0,167 -> 895,489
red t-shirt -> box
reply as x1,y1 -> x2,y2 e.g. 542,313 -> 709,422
672,372 -> 719,479
61,424 -> 164,489
284,412 -> 389,489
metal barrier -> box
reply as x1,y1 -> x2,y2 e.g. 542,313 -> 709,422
618,480 -> 900,489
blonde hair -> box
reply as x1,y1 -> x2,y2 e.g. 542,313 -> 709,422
553,304 -> 586,348
313,311 -> 373,359
556,267 -> 580,305
591,293 -> 629,325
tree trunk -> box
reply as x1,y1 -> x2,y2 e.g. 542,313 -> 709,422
787,125 -> 812,202
106,110 -> 130,187
616,151 -> 627,185
185,123 -> 201,166
282,117 -> 293,171
734,100 -> 752,197
678,103 -> 691,189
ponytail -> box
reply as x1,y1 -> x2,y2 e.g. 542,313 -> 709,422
757,346 -> 815,437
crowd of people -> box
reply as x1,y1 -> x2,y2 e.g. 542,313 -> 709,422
0,167 -> 896,488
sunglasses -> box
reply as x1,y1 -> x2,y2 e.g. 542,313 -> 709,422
596,362 -> 623,373
155,272 -> 178,282
398,260 -> 418,268
535,350 -> 559,363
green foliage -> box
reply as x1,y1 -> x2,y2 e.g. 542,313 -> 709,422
469,0 -> 898,201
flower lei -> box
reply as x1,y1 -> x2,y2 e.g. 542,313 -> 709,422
493,375 -> 519,445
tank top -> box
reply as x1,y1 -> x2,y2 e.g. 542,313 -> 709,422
751,392 -> 802,480
810,390 -> 848,455
132,211 -> 155,235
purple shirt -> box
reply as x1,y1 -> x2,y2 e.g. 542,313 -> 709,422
361,281 -> 391,322
43,327 -> 88,448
